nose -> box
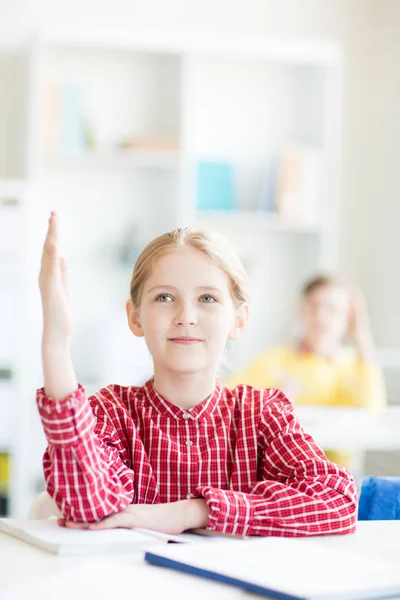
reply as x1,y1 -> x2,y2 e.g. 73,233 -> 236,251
174,300 -> 198,326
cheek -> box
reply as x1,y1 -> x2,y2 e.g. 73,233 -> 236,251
141,306 -> 170,337
203,308 -> 234,336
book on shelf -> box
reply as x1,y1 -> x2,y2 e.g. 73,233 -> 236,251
257,156 -> 277,213
43,84 -> 89,155
0,452 -> 9,516
196,161 -> 237,212
274,142 -> 322,225
119,136 -> 180,151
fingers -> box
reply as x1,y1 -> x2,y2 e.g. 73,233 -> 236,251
58,517 -> 100,530
88,512 -> 128,530
40,211 -> 59,277
58,518 -> 87,529
63,520 -> 90,529
43,211 -> 59,252
59,518 -> 117,531
58,507 -> 140,531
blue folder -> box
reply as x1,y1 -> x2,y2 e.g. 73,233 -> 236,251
146,550 -> 295,598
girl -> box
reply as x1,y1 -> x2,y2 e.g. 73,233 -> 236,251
226,275 -> 386,468
36,212 -> 357,536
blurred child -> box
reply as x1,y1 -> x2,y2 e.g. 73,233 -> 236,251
226,275 -> 386,467
35,216 -> 357,536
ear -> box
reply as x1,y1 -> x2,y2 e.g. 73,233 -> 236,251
228,303 -> 249,341
126,299 -> 144,338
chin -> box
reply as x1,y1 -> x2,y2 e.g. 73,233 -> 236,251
166,360 -> 209,374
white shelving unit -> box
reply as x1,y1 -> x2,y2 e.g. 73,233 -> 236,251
0,32 -> 343,516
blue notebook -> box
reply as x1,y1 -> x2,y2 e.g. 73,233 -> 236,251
145,536 -> 400,600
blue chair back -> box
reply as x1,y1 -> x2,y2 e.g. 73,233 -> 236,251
358,476 -> 400,520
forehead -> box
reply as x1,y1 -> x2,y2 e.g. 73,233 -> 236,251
305,284 -> 349,307
143,246 -> 231,290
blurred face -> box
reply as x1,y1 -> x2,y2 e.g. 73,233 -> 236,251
127,246 -> 247,376
299,284 -> 350,345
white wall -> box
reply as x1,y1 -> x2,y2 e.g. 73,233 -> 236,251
0,0 -> 371,45
361,0 -> 400,346
1,0 -> 398,346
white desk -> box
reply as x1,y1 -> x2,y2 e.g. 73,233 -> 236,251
295,405 -> 400,452
1,521 -> 399,599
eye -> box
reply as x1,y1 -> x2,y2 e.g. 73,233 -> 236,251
200,294 -> 217,303
155,294 -> 174,302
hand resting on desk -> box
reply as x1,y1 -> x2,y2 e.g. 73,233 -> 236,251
58,498 -> 209,534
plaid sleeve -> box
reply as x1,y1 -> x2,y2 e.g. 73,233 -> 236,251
37,385 -> 135,523
198,391 -> 357,537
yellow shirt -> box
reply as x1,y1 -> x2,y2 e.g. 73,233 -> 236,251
225,345 -> 386,467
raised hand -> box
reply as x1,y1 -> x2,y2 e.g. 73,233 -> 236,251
39,212 -> 78,400
347,288 -> 375,362
39,211 -> 72,345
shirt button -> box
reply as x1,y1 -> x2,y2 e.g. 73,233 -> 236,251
182,412 -> 190,420
186,493 -> 194,499
185,440 -> 193,447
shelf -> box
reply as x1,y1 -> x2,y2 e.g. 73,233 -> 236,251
45,149 -> 181,171
41,30 -> 341,66
196,210 -> 322,235
0,34 -> 343,517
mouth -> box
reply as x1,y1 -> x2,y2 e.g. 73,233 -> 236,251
168,337 -> 203,345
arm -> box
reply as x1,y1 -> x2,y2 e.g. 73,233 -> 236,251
38,213 -> 134,522
38,385 -> 135,522
39,211 -> 78,401
198,392 -> 358,537
347,289 -> 375,363
343,290 -> 386,410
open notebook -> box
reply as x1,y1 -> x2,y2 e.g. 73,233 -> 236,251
0,518 -> 202,556
145,536 -> 400,600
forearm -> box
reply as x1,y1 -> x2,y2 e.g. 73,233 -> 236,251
42,339 -> 78,401
353,327 -> 376,363
43,441 -> 134,522
198,475 -> 357,537
182,499 -> 209,530
37,386 -> 135,522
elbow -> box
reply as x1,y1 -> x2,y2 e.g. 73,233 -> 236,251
325,494 -> 358,536
45,479 -> 134,523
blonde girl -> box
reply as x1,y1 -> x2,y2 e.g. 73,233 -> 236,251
36,211 -> 357,536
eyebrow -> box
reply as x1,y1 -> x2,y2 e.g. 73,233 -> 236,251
146,285 -> 224,294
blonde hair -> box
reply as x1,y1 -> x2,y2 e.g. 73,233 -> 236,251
130,228 -> 249,308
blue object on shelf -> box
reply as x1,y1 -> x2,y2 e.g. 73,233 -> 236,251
196,161 -> 237,211
258,157 -> 277,212
358,476 -> 400,520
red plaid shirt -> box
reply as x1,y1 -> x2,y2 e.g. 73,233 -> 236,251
37,380 -> 357,536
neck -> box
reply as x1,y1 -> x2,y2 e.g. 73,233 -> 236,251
299,336 -> 341,360
152,367 -> 218,410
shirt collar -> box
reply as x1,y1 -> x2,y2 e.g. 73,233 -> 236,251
143,378 -> 223,420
